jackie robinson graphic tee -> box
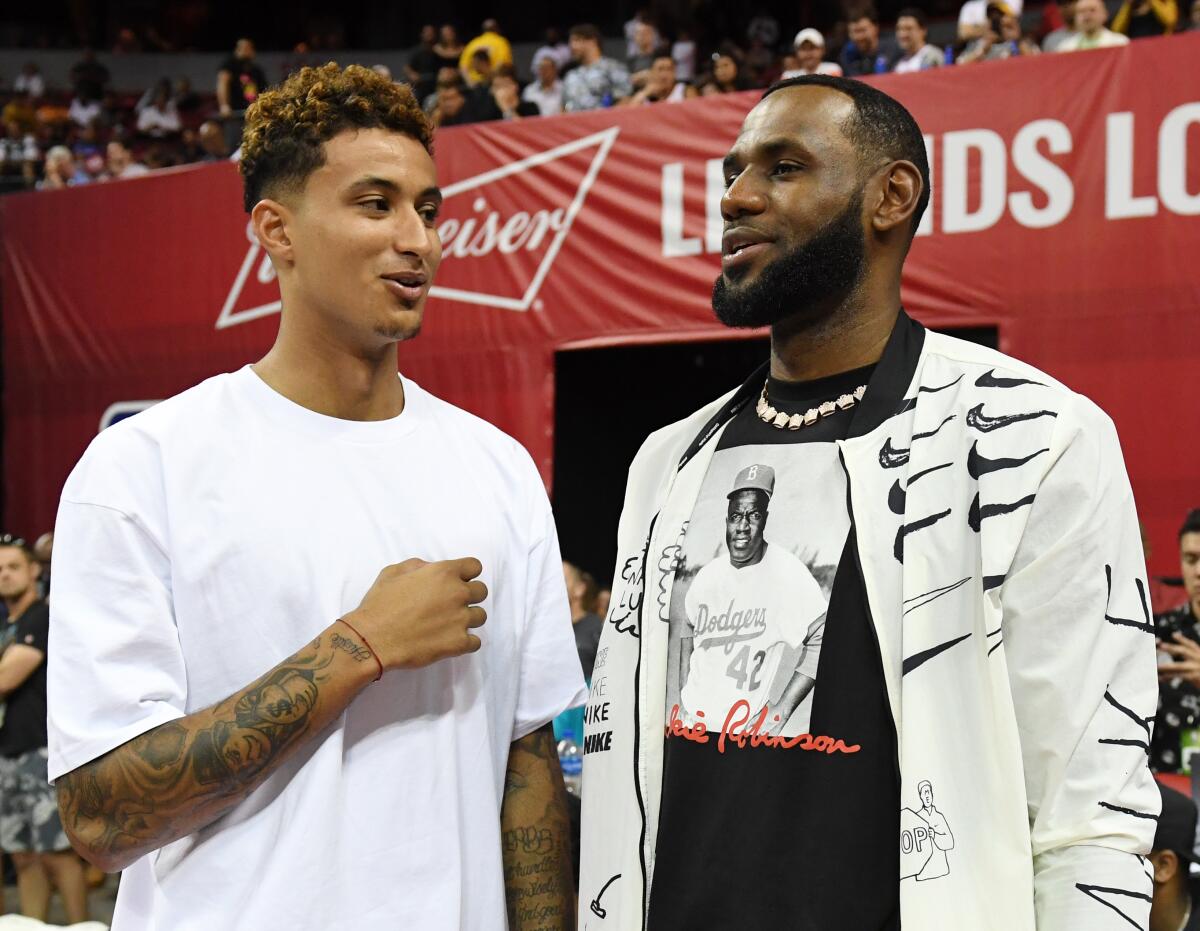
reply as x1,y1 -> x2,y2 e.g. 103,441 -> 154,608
648,365 -> 901,930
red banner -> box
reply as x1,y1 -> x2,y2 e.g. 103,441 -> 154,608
3,35 -> 1199,577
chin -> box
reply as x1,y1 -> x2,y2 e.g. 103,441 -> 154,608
374,306 -> 425,343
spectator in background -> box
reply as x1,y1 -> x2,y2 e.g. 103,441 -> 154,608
136,79 -> 182,138
1043,0 -> 1079,49
105,140 -> 149,180
67,92 -> 102,129
32,534 -> 51,600
628,20 -> 661,84
959,0 -> 1025,39
523,54 -> 564,116
595,588 -> 611,620
422,66 -> 459,111
840,5 -> 902,75
464,48 -> 493,87
14,63 -> 44,100
1185,0 -> 1200,29
198,120 -> 230,160
533,27 -> 572,72
1112,0 -> 1179,36
672,26 -> 698,81
625,55 -> 693,104
0,120 -> 38,189
563,562 -> 603,682
217,38 -> 267,120
69,49 -> 110,101
959,2 -> 1041,60
2,92 -> 37,135
710,52 -> 750,92
406,25 -> 441,101
783,28 -> 844,76
174,76 -> 201,114
430,76 -> 473,126
563,23 -> 632,111
1057,0 -> 1131,48
625,8 -> 652,57
0,536 -> 89,924
460,19 -> 512,85
894,8 -> 945,70
433,24 -> 464,71
1148,784 -> 1200,931
71,122 -> 102,163
491,72 -> 539,119
1151,509 -> 1200,773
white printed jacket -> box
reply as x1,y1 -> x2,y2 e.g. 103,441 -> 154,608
579,314 -> 1160,930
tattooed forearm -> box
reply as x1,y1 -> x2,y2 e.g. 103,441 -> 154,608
501,724 -> 575,931
56,626 -> 376,872
331,632 -> 374,664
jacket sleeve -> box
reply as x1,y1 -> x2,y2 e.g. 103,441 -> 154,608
1000,397 -> 1159,930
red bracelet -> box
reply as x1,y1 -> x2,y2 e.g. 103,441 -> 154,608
337,617 -> 383,682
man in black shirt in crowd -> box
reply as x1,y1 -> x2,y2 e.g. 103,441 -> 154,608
1149,783 -> 1200,931
1153,509 -> 1200,770
0,535 -> 87,923
217,37 -> 269,151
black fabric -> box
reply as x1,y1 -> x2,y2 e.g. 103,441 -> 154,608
1152,602 -> 1200,772
220,57 -> 268,110
0,600 -> 49,758
648,350 -> 903,930
574,612 -> 604,680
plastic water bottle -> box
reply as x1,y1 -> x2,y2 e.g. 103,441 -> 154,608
874,54 -> 889,73
944,45 -> 956,65
557,729 -> 583,797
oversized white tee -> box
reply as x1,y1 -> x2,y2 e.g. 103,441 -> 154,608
48,367 -> 587,931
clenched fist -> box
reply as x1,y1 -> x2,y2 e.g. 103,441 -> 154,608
344,558 -> 488,669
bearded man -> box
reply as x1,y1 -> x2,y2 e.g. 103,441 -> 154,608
578,75 -> 1158,930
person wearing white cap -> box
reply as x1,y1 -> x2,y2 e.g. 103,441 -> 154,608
782,27 -> 844,77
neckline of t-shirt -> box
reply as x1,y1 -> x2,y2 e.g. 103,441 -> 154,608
235,365 -> 424,444
766,363 -> 877,405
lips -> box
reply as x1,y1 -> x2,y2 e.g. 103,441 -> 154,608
381,270 -> 429,304
721,227 -> 773,274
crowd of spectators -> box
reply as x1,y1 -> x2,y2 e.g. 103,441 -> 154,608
1,0 -> 1196,193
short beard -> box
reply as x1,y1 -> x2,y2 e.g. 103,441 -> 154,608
711,191 -> 866,331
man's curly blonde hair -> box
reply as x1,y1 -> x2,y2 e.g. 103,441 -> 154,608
239,63 -> 433,213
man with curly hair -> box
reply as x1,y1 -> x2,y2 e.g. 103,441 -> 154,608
47,64 -> 586,930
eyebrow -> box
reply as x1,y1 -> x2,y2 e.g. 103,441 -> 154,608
723,137 -> 815,176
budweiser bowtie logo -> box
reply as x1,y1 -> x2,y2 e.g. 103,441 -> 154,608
215,127 -> 619,329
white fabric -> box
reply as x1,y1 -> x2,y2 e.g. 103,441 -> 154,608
48,367 -> 586,931
579,330 -> 1159,930
521,79 -> 563,116
680,544 -> 825,729
959,0 -> 1025,27
1057,28 -> 1131,49
781,61 -> 843,78
67,98 -> 101,128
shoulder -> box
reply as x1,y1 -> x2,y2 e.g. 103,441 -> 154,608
61,371 -> 240,508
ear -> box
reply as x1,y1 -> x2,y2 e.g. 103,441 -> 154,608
1149,849 -> 1180,885
250,197 -> 295,268
870,160 -> 923,237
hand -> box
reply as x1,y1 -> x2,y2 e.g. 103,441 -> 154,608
763,704 -> 788,737
1158,632 -> 1200,688
218,103 -> 232,118
344,557 -> 488,670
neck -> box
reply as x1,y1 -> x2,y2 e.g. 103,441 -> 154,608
1150,886 -> 1190,931
769,279 -> 901,382
253,307 -> 406,421
4,589 -> 36,620
1083,24 -> 1103,36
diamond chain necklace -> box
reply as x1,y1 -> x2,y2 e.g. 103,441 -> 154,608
755,379 -> 867,430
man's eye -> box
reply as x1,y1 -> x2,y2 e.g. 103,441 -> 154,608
360,198 -> 389,211
772,163 -> 800,176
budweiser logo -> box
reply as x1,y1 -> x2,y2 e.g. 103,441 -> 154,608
215,127 -> 619,329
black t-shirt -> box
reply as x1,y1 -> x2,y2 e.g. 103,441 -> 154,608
647,364 -> 901,930
220,57 -> 268,110
0,599 -> 50,758
1151,602 -> 1200,772
574,612 -> 604,681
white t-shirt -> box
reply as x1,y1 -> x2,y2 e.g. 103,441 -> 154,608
521,79 -> 563,116
48,367 -> 587,931
781,61 -> 844,78
680,542 -> 826,733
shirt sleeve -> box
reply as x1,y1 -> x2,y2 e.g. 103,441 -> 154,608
47,497 -> 187,783
1000,397 -> 1158,930
15,603 -> 49,655
609,61 -> 633,101
510,452 -> 588,741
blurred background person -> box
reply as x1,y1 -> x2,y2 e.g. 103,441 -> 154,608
1148,784 -> 1200,931
840,4 -> 901,75
1057,0 -> 1132,48
894,8 -> 945,71
783,29 -> 843,76
1112,0 -> 1179,37
523,54 -> 564,116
